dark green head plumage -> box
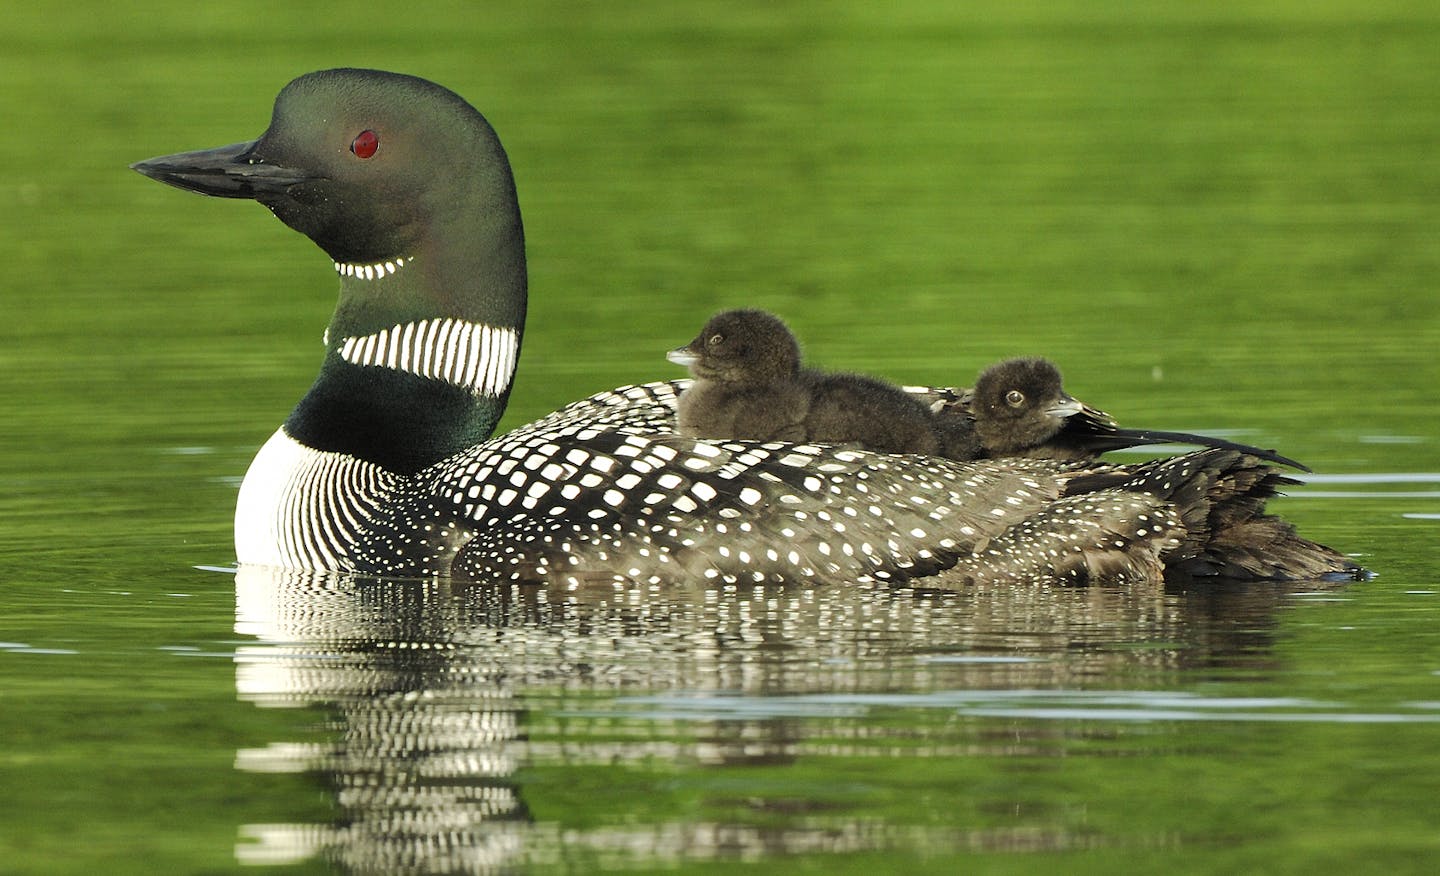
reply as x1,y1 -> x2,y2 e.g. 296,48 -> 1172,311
132,68 -> 526,330
135,70 -> 517,258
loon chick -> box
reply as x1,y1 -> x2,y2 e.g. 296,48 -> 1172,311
132,69 -> 1362,586
668,309 -> 938,455
667,309 -> 810,443
934,357 -> 1309,471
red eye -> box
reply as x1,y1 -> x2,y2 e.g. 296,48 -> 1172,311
350,130 -> 379,159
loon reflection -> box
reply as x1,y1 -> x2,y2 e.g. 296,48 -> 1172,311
232,566 -> 1301,871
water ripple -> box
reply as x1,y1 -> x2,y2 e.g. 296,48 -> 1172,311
603,689 -> 1440,724
1298,473 -> 1440,484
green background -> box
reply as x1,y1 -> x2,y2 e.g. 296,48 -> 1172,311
2,1 -> 1438,872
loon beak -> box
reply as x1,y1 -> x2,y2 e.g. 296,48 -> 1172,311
666,348 -> 699,367
1046,395 -> 1084,419
131,140 -> 319,200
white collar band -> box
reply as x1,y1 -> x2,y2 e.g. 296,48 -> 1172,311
334,256 -> 411,280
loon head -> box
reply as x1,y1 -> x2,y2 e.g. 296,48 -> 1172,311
667,308 -> 803,386
970,357 -> 1082,454
132,68 -> 523,282
132,69 -> 528,472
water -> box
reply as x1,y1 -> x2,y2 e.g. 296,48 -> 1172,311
4,1 -> 1440,873
219,569 -> 1440,873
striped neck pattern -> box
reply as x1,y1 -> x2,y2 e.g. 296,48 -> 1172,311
235,428 -> 401,570
336,318 -> 519,398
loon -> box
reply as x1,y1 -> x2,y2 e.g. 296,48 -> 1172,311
668,308 -> 939,455
933,357 -> 1309,469
131,68 -> 1363,586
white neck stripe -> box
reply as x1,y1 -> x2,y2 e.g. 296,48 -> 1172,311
337,318 -> 518,397
334,256 -> 411,280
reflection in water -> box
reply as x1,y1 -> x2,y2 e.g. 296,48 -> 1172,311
231,566 -> 1304,872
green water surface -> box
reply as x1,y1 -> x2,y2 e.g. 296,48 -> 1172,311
3,1 -> 1439,873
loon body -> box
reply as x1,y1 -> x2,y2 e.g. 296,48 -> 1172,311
668,309 -> 939,455
132,69 -> 1362,586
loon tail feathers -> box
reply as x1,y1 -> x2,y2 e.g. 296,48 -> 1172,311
1066,449 -> 1365,582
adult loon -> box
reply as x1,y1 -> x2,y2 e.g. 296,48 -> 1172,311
131,68 -> 1362,586
933,357 -> 1309,469
668,308 -> 939,455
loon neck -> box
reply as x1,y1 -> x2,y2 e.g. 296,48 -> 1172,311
286,215 -> 528,474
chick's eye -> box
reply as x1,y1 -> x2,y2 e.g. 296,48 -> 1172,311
708,334 -> 724,346
350,130 -> 380,159
1005,389 -> 1025,407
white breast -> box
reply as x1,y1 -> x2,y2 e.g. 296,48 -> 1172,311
235,428 -> 397,569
